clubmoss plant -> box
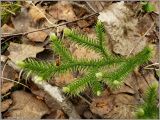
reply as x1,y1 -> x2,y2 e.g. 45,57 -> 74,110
135,82 -> 159,119
18,21 -> 152,96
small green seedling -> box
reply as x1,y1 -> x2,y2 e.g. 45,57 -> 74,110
141,1 -> 156,13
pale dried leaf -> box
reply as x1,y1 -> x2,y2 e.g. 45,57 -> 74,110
8,42 -> 44,63
98,1 -> 147,56
27,28 -> 48,42
6,91 -> 49,119
48,1 -> 77,22
1,99 -> 12,112
11,7 -> 31,33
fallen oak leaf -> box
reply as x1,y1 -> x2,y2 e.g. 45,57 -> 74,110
8,42 -> 44,63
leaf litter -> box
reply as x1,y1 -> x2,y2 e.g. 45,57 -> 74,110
1,1 -> 159,119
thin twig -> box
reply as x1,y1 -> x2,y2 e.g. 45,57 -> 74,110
144,68 -> 159,70
2,92 -> 11,99
78,94 -> 92,105
86,1 -> 97,13
1,12 -> 99,38
144,63 -> 159,69
1,77 -> 30,89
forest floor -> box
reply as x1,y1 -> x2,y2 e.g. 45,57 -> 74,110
1,1 -> 159,119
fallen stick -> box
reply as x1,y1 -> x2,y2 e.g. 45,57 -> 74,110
1,55 -> 80,119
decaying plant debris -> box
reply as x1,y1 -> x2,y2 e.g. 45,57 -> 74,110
1,1 -> 159,119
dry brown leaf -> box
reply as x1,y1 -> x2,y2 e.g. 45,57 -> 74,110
1,82 -> 14,95
1,63 -> 18,82
8,42 -> 44,63
1,24 -> 15,34
98,1 -> 147,56
27,28 -> 48,42
1,99 -> 13,112
90,96 -> 114,117
90,92 -> 136,119
77,20 -> 90,28
48,1 -> 77,22
106,94 -> 136,119
5,91 -> 49,119
28,5 -> 46,23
